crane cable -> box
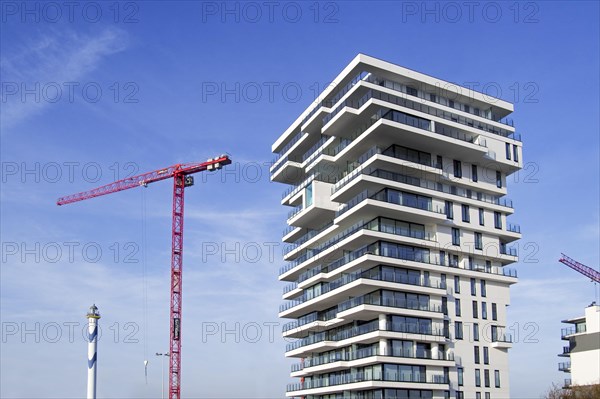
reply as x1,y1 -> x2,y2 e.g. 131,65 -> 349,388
142,187 -> 149,384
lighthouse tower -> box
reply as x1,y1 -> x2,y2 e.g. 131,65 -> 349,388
86,304 -> 100,399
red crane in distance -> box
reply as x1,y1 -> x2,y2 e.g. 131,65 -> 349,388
559,253 -> 600,283
58,155 -> 232,399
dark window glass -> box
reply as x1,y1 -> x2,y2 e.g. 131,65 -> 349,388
444,320 -> 450,338
462,204 -> 470,223
458,368 -> 464,386
454,276 -> 460,293
436,155 -> 443,170
492,303 -> 498,320
445,201 -> 454,220
442,297 -> 448,315
475,232 -> 483,250
485,369 -> 490,388
474,323 -> 480,341
505,143 -> 511,160
454,160 -> 462,178
475,369 -> 481,387
495,370 -> 501,388
496,171 -> 502,188
455,298 -> 461,316
407,87 -> 418,97
452,228 -> 460,246
472,165 -> 478,182
479,208 -> 485,226
451,254 -> 459,268
494,212 -> 502,229
482,302 -> 488,319
474,346 -> 480,364
483,347 -> 489,364
481,280 -> 487,297
455,321 -> 463,339
473,301 -> 478,318
513,145 -> 519,162
471,278 -> 477,295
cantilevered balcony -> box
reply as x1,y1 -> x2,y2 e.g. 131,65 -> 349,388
291,346 -> 455,375
558,362 -> 571,372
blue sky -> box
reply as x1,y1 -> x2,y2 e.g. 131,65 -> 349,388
1,1 -> 598,398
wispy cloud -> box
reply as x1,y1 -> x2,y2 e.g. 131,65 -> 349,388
1,27 -> 129,130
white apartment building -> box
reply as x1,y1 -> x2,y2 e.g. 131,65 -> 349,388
271,54 -> 522,399
559,304 -> 600,388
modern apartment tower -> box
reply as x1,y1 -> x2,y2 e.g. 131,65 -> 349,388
271,54 -> 522,399
559,303 -> 600,388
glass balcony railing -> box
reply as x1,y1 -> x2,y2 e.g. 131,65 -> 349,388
561,325 -> 586,338
558,362 -> 571,372
281,234 -> 518,285
282,216 -> 435,274
281,266 -> 446,311
500,246 -> 518,256
332,155 -> 514,209
287,371 -> 448,392
335,167 -> 509,209
337,294 -> 442,314
336,188 -> 445,219
507,223 -> 521,234
291,347 -> 455,372
300,71 -> 369,128
286,319 -> 445,352
365,75 -> 520,138
272,131 -> 306,168
492,333 -> 513,343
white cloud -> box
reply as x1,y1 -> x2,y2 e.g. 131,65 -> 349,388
1,27 -> 129,130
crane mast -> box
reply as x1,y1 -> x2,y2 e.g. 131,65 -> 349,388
58,155 -> 232,398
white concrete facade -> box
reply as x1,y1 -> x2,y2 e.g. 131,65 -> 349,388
272,54 -> 522,399
559,304 -> 600,388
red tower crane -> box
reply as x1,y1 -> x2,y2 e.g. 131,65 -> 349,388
559,253 -> 600,283
57,155 -> 232,399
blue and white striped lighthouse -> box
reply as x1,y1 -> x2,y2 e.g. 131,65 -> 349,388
86,304 -> 100,399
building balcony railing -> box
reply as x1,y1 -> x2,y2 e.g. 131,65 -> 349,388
282,222 -> 335,259
272,131 -> 306,168
282,307 -> 339,333
336,188 -> 445,219
300,71 -> 369,128
365,74 -> 520,139
337,294 -> 442,314
283,214 -> 435,266
291,347 -> 455,372
282,234 -> 518,286
286,319 -> 445,352
564,378 -> 572,388
500,246 -> 518,257
492,334 -> 513,344
561,325 -> 586,338
286,371 -> 449,392
507,223 -> 521,234
558,362 -> 571,372
333,166 -> 514,212
280,265 -> 445,312
288,205 -> 303,220
560,346 -> 571,356
324,88 -> 491,150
